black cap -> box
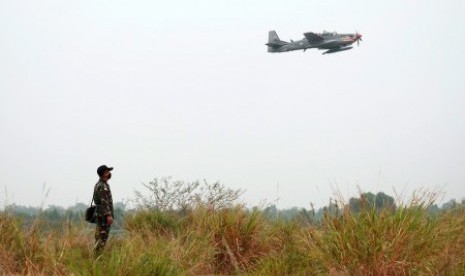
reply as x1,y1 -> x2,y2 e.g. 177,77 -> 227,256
97,165 -> 113,177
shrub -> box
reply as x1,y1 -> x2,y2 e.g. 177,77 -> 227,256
134,177 -> 243,211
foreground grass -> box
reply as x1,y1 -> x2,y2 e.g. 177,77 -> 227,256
1,199 -> 465,275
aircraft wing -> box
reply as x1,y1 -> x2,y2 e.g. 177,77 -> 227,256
303,32 -> 324,44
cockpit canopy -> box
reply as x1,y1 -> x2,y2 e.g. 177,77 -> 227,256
321,30 -> 338,36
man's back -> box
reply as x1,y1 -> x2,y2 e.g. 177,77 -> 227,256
93,180 -> 114,218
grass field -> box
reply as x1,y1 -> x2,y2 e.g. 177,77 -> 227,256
1,193 -> 465,275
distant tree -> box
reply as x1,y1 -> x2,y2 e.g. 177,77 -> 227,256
3,202 -> 127,228
375,192 -> 396,210
426,203 -> 440,216
263,204 -> 278,219
442,199 -> 458,211
67,203 -> 87,213
348,192 -> 396,213
323,201 -> 340,217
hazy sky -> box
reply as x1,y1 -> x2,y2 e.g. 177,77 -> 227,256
1,0 -> 465,208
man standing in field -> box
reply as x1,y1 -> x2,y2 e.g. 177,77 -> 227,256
94,165 -> 114,255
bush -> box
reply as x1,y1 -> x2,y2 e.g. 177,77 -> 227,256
134,177 -> 243,211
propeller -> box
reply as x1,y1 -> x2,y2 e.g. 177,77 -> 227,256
355,31 -> 362,46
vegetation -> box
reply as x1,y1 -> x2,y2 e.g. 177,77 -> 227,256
1,182 -> 465,275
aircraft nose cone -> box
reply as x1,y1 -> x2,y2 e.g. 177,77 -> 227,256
355,32 -> 362,45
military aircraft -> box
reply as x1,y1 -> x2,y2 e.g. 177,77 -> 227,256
266,30 -> 363,54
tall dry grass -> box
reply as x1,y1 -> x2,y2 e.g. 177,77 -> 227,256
1,193 -> 465,275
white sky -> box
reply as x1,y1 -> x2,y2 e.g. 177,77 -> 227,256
1,0 -> 465,208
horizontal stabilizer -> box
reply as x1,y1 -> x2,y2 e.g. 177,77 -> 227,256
265,41 -> 287,48
304,32 -> 324,44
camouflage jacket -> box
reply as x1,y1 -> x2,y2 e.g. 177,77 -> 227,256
93,180 -> 114,217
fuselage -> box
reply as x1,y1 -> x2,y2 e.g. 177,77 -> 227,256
268,31 -> 362,53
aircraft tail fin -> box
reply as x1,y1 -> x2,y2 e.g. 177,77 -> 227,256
269,30 -> 281,43
266,30 -> 287,52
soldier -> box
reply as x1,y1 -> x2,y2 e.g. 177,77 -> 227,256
93,165 -> 114,255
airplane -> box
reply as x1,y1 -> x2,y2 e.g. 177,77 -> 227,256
266,30 -> 363,54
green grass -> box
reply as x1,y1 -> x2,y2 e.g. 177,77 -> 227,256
1,197 -> 465,275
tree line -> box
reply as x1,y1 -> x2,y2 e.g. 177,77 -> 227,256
3,191 -> 463,228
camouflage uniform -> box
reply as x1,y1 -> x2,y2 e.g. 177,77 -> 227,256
93,179 -> 114,254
